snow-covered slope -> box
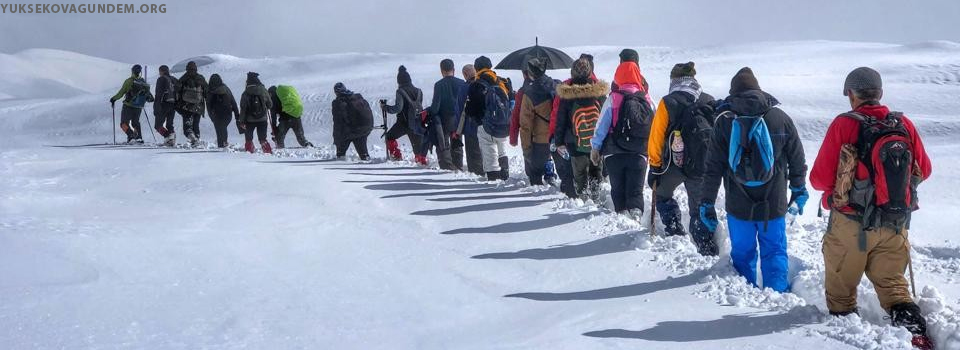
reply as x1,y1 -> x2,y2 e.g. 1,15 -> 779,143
1,41 -> 959,349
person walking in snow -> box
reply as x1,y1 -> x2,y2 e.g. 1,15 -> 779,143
331,82 -> 373,160
154,65 -> 178,146
554,56 -> 608,201
518,58 -> 558,186
269,85 -> 314,149
589,51 -> 655,215
646,62 -> 719,256
810,67 -> 933,347
238,72 -> 273,154
464,56 -> 512,181
205,74 -> 240,148
699,67 -> 808,293
548,53 -> 597,199
175,61 -> 208,146
380,66 -> 427,165
457,64 -> 485,176
109,64 -> 154,144
423,59 -> 466,170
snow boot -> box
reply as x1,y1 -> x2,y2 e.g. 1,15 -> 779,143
415,154 -> 428,166
386,139 -> 403,160
655,199 -> 686,236
244,141 -> 255,153
486,171 -> 501,181
498,156 -> 510,180
890,302 -> 932,349
163,133 -> 176,147
261,141 -> 273,154
692,223 -> 719,256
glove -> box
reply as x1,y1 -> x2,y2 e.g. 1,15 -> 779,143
238,123 -> 246,132
590,149 -> 601,166
109,98 -> 116,108
699,202 -> 718,232
556,145 -> 569,160
647,168 -> 661,189
788,186 -> 810,215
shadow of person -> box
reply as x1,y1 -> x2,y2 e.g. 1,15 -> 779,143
441,212 -> 592,235
345,178 -> 470,184
504,269 -> 710,301
382,186 -> 513,199
257,158 -> 339,164
583,306 -> 822,342
472,232 -> 634,260
428,192 -> 541,202
364,182 -> 490,192
411,199 -> 552,216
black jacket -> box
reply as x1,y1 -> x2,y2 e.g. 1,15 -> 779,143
703,90 -> 807,221
332,93 -> 374,141
554,79 -> 608,154
206,76 -> 239,121
427,76 -> 466,132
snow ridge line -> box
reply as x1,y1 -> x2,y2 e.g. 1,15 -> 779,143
560,194 -> 960,349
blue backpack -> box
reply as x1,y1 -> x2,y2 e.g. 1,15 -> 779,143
482,80 -> 511,138
127,77 -> 151,108
724,111 -> 775,187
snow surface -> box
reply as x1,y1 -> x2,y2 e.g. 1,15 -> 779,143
1,41 -> 959,349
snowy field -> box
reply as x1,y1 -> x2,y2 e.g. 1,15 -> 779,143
1,41 -> 959,349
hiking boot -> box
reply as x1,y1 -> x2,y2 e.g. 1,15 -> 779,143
261,141 -> 273,154
890,302 -> 927,336
415,155 -> 428,166
829,308 -> 860,317
498,156 -> 510,180
486,171 -> 501,181
244,141 -> 255,153
386,139 -> 403,160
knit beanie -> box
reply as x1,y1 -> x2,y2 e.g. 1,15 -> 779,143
729,67 -> 761,94
397,65 -> 412,85
843,67 -> 882,96
334,82 -> 353,96
619,49 -> 639,63
670,62 -> 696,79
571,58 -> 593,81
527,57 -> 547,79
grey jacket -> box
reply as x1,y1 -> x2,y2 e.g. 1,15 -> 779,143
239,84 -> 273,123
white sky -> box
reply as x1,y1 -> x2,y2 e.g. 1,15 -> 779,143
1,0 -> 958,63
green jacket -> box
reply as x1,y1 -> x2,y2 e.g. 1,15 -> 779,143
111,73 -> 154,108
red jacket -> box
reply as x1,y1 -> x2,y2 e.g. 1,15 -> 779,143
509,89 -> 524,146
810,103 -> 932,210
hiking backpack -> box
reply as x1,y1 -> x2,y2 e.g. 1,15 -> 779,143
276,85 -> 304,118
248,91 -> 267,118
180,79 -> 204,107
346,94 -> 374,128
610,91 -> 653,153
571,100 -> 602,153
670,99 -> 715,176
843,111 -> 917,228
398,88 -> 425,135
482,80 -> 512,138
724,111 -> 776,187
160,76 -> 177,104
127,77 -> 151,108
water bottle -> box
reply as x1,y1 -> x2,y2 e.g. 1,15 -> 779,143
670,130 -> 685,167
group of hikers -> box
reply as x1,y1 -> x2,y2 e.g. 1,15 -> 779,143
110,62 -> 314,152
109,49 -> 934,348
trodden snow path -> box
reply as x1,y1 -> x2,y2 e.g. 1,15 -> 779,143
1,144 -> 957,350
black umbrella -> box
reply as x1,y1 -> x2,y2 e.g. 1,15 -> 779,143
495,38 -> 575,71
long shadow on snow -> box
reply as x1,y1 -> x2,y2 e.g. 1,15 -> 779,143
583,306 -> 820,342
350,172 -> 447,177
505,270 -> 709,301
428,192 -> 541,202
365,182 -> 490,192
345,178 -> 471,184
258,159 -> 339,164
472,232 -> 634,260
411,199 -> 552,216
383,186 -> 512,199
441,212 -> 592,235
325,166 -> 424,171
157,150 -> 224,154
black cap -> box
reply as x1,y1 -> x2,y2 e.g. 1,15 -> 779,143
131,64 -> 142,75
158,65 -> 169,74
186,61 -> 197,72
730,67 -> 760,94
474,56 -> 493,71
843,67 -> 882,96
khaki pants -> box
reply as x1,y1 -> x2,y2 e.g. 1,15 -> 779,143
822,212 -> 913,313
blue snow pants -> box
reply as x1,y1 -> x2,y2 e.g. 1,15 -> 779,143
726,215 -> 789,292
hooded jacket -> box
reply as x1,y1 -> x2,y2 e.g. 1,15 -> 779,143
176,70 -> 208,115
810,103 -> 932,211
519,74 -> 558,148
332,90 -> 374,141
205,74 -> 239,121
239,80 -> 273,124
702,89 -> 807,221
553,79 -> 609,153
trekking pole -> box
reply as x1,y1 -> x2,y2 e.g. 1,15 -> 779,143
908,246 -> 918,298
111,105 -> 117,145
649,182 -> 658,236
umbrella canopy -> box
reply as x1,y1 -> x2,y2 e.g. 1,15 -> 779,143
495,38 -> 574,71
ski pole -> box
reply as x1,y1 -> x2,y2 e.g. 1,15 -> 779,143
908,245 -> 917,298
111,104 -> 117,144
141,108 -> 157,143
649,182 -> 657,236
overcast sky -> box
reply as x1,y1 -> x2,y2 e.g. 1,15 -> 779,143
1,0 -> 958,63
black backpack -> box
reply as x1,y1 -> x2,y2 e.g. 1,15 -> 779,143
611,91 -> 653,153
843,111 -> 917,229
670,98 -> 716,177
248,92 -> 266,118
346,94 -> 374,128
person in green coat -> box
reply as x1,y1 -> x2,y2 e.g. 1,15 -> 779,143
269,85 -> 313,149
109,64 -> 154,143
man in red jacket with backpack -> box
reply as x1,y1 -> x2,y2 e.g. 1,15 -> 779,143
811,67 -> 933,349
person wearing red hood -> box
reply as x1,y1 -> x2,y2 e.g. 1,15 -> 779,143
810,67 -> 933,348
589,49 -> 655,215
